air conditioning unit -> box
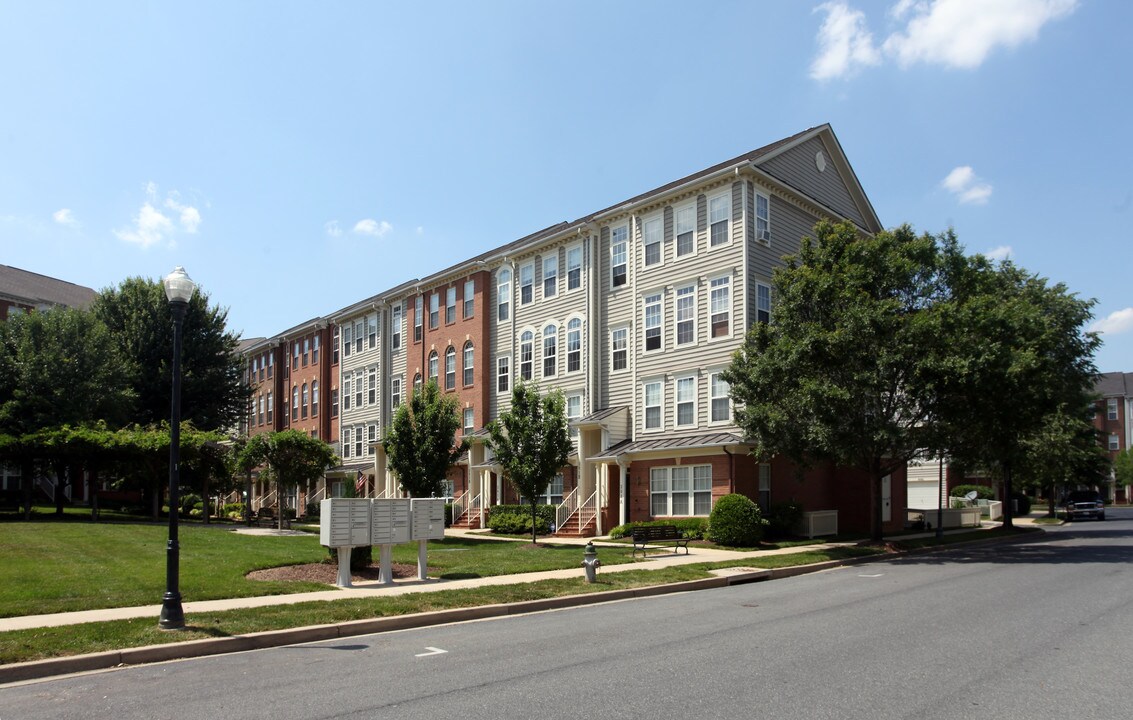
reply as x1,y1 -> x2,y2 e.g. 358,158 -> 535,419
760,229 -> 771,242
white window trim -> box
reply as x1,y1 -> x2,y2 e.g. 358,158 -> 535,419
566,243 -> 583,292
542,253 -> 558,299
541,323 -> 558,379
756,282 -> 772,325
674,202 -> 697,258
709,368 -> 731,425
519,262 -> 535,306
641,213 -> 664,267
497,355 -> 511,394
610,325 -> 629,374
674,283 -> 697,347
708,190 -> 731,248
643,291 -> 664,354
755,190 -> 771,245
497,268 -> 511,323
708,274 -> 732,341
675,373 -> 697,428
650,464 -> 713,517
610,224 -> 628,288
642,378 -> 664,433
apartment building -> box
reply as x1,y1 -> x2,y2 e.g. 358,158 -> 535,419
244,124 -> 904,535
1094,372 -> 1132,502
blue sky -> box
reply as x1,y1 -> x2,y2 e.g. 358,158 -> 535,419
2,0 -> 1129,371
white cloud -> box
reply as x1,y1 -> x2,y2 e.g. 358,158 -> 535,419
353,218 -> 392,237
1090,308 -> 1133,335
325,220 -> 343,238
812,0 -> 1078,80
115,202 -> 174,248
810,2 -> 882,81
53,208 -> 80,229
115,181 -> 202,248
984,245 -> 1013,261
941,165 -> 993,205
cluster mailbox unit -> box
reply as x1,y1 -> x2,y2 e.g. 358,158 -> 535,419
320,497 -> 446,587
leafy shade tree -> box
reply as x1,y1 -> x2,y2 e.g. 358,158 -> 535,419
92,277 -> 251,432
0,307 -> 134,434
724,221 -> 950,541
383,381 -> 468,498
931,259 -> 1100,527
1016,402 -> 1111,516
1114,448 -> 1133,503
245,430 -> 338,530
487,382 -> 572,545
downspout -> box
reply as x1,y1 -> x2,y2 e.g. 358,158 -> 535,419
617,457 -> 630,525
723,445 -> 735,494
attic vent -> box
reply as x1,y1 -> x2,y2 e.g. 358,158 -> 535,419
815,150 -> 827,172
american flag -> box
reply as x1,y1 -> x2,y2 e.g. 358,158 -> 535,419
355,470 -> 366,494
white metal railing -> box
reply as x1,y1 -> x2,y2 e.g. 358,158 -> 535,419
578,489 -> 598,531
451,490 -> 468,525
556,487 -> 579,532
260,488 -> 277,512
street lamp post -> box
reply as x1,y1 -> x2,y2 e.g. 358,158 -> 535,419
160,266 -> 196,630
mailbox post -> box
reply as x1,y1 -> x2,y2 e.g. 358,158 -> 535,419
411,498 -> 446,581
320,498 -> 372,587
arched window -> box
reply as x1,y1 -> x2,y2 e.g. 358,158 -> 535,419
497,268 -> 511,322
567,318 -> 582,373
266,391 -> 273,424
445,346 -> 456,390
428,351 -> 439,384
520,330 -> 533,381
543,325 -> 557,377
413,373 -> 423,392
291,386 -> 299,421
463,341 -> 474,386
301,383 -> 309,419
311,381 -> 319,417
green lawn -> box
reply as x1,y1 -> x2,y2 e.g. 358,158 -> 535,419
0,521 -> 635,617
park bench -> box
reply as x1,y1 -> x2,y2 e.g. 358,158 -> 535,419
253,507 -> 289,529
631,525 -> 692,558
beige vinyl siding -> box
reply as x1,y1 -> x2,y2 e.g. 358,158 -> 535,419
490,262 -> 515,419
599,221 -> 635,412
746,196 -> 821,326
387,301 -> 408,432
759,136 -> 867,228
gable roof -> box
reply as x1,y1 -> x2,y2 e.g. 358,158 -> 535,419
0,265 -> 98,311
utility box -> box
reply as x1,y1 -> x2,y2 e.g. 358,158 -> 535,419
372,498 -> 412,545
319,498 -> 372,548
411,498 -> 446,540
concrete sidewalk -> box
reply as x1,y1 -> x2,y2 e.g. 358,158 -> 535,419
0,533 -> 846,632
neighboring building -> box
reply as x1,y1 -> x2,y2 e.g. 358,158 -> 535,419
243,124 -> 906,535
1094,372 -> 1132,502
0,264 -> 97,320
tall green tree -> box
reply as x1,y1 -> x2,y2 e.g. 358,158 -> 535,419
487,382 -> 572,545
1015,403 -> 1111,516
383,381 -> 467,498
930,259 -> 1100,526
245,430 -> 338,530
92,277 -> 251,432
1114,448 -> 1133,501
724,221 -> 950,541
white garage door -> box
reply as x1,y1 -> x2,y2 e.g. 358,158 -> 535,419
907,461 -> 942,509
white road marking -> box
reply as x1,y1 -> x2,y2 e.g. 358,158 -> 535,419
858,573 -> 883,578
415,647 -> 448,657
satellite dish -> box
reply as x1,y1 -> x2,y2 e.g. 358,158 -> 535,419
965,491 -> 979,502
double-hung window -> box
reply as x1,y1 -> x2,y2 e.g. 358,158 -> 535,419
675,285 -> 695,346
709,193 -> 730,247
543,254 -> 557,298
368,368 -> 376,405
676,376 -> 696,427
311,382 -> 319,417
611,225 -> 628,287
519,263 -> 534,305
354,320 -> 364,354
258,395 -> 264,426
566,393 -> 582,438
331,388 -> 338,417
463,280 -> 475,319
756,192 -> 770,243
355,425 -> 363,457
644,381 -> 662,430
414,296 -> 423,342
429,293 -> 439,329
301,383 -> 309,419
463,407 -> 474,436
342,428 -> 352,459
368,315 -> 377,349
446,287 -> 456,324
757,283 -> 771,324
542,326 -> 557,378
1107,398 -> 1118,420
292,386 -> 300,419
611,327 -> 627,371
343,326 -> 352,358
497,269 -> 511,321
710,277 -> 730,337
566,318 -> 581,372
355,372 -> 363,408
391,377 -> 401,409
343,376 -> 351,411
497,356 -> 510,393
651,465 -> 712,516
642,216 -> 662,266
675,204 -> 695,257
710,372 -> 730,422
644,293 -> 662,352
567,246 -> 582,290
392,303 -> 402,350
302,339 -> 310,366
333,327 -> 340,363
266,392 -> 273,423
445,347 -> 456,390
428,351 -> 439,384
520,331 -> 534,381
293,341 -> 301,368
463,342 -> 474,386
312,336 -> 319,364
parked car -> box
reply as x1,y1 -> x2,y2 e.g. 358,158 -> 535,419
1059,490 -> 1106,521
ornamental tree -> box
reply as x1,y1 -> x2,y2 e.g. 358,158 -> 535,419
245,430 -> 338,529
487,382 -> 572,545
383,381 -> 467,498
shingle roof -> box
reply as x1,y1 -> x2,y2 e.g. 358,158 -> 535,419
1096,372 -> 1129,397
0,265 -> 97,310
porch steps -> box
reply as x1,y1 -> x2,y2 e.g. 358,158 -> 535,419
450,511 -> 483,530
554,513 -> 596,538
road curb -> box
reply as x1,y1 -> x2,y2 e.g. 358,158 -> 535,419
0,531 -> 1037,685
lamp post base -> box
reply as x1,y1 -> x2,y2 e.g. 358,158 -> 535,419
159,592 -> 185,630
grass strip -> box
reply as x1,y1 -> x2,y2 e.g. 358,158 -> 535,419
0,546 -> 881,665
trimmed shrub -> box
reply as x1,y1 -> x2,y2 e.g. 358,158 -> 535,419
765,500 -> 804,540
950,484 -> 995,500
180,493 -> 202,515
707,493 -> 767,547
607,518 -> 708,540
305,501 -> 321,519
487,504 -> 555,535
328,545 -> 372,570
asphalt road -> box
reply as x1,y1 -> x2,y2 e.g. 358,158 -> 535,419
3,511 -> 1131,720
